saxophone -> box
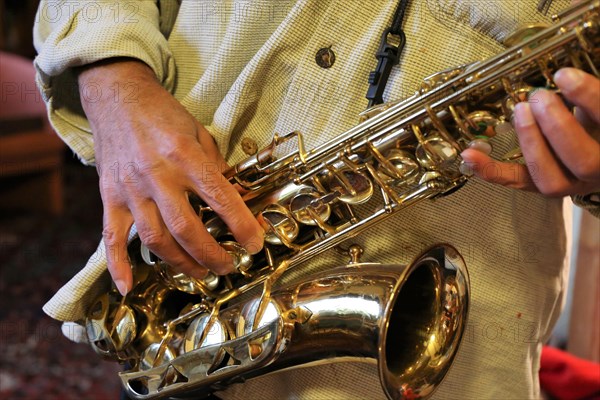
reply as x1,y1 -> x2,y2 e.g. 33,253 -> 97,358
84,2 -> 600,399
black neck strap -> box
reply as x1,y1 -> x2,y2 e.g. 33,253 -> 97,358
366,0 -> 411,107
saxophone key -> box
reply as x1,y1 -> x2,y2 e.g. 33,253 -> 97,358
239,299 -> 280,336
257,204 -> 300,246
466,110 -> 500,138
377,148 -> 421,184
220,241 -> 253,275
86,293 -> 137,357
289,189 -> 332,226
140,343 -> 176,370
183,313 -> 227,355
327,169 -> 374,204
415,136 -> 459,170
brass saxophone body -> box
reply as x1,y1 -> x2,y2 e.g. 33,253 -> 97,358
84,2 -> 600,399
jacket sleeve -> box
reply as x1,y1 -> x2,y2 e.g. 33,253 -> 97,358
33,0 -> 180,165
572,193 -> 600,218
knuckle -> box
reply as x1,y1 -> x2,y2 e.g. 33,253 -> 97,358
162,135 -> 195,163
102,227 -> 121,246
99,174 -> 138,205
168,213 -> 193,238
202,182 -> 238,211
98,175 -> 119,194
102,227 -> 127,262
101,193 -> 125,211
135,159 -> 161,179
138,227 -> 165,249
198,161 -> 224,184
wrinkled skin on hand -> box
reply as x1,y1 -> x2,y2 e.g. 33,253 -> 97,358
461,68 -> 600,196
79,59 -> 264,295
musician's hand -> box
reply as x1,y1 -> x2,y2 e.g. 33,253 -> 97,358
461,68 -> 600,196
79,59 -> 264,296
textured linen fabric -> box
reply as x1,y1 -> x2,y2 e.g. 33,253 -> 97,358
35,0 -> 574,399
572,193 -> 600,218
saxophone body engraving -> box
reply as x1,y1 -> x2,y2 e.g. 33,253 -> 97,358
85,2 -> 600,399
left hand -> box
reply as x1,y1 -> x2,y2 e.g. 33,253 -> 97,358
461,68 -> 600,197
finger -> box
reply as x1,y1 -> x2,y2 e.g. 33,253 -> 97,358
194,122 -> 249,199
130,199 -> 209,279
554,68 -> 600,125
102,206 -> 134,296
526,90 -> 600,182
195,122 -> 229,173
514,102 -> 581,196
190,154 -> 264,255
574,107 -> 600,142
460,148 -> 536,191
154,191 -> 236,275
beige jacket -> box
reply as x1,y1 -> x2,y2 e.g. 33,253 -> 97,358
34,1 -> 571,398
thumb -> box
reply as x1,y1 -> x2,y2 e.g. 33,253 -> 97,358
461,148 -> 536,191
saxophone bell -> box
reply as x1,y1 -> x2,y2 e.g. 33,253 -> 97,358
82,2 -> 600,398
117,244 -> 469,400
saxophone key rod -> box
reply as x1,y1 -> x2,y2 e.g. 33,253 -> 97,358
84,2 -> 599,399
255,0 -> 599,186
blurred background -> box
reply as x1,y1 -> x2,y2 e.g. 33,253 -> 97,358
0,1 -> 598,399
1,0 -> 120,398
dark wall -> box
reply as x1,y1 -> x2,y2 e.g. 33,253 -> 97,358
1,0 -> 40,58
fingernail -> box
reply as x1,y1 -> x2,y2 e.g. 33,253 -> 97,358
114,279 -> 129,296
244,230 -> 264,255
554,68 -> 584,92
245,241 -> 263,255
189,268 -> 208,280
459,160 -> 475,176
215,263 -> 235,276
466,138 -> 493,155
460,147 -> 479,160
459,150 -> 478,176
214,254 -> 236,275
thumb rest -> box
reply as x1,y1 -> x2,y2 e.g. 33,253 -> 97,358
85,2 -> 600,399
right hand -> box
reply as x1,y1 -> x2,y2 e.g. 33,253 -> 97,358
79,59 -> 264,296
